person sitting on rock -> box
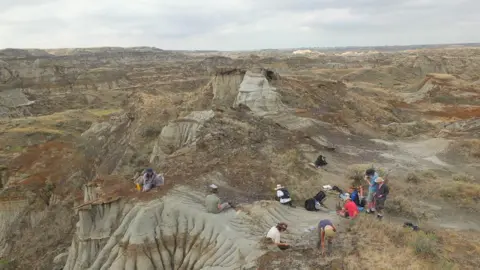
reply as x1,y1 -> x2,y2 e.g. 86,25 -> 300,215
266,222 -> 290,249
138,168 -> 164,192
348,186 -> 366,209
337,195 -> 359,219
275,184 -> 294,207
374,177 -> 389,220
205,184 -> 234,214
317,219 -> 337,255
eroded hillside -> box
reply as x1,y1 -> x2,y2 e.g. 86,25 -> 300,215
0,47 -> 479,270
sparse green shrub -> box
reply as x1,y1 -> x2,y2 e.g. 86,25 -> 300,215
347,164 -> 386,186
406,172 -> 420,184
422,170 -> 437,179
409,231 -> 439,258
436,259 -> 457,270
452,173 -> 475,183
140,125 -> 162,138
439,182 -> 480,207
385,195 -> 417,218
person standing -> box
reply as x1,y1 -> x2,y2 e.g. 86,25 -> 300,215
317,219 -> 337,255
205,184 -> 234,213
364,168 -> 379,213
374,177 -> 389,220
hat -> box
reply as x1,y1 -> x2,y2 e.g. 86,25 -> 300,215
209,184 -> 218,189
344,193 -> 352,201
145,168 -> 153,173
340,193 -> 349,201
375,177 -> 384,183
324,225 -> 336,238
274,184 -> 284,190
277,222 -> 288,230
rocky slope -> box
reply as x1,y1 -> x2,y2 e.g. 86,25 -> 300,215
0,46 -> 479,269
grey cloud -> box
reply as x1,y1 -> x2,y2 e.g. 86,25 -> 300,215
0,0 -> 479,50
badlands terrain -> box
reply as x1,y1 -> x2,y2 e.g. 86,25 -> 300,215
0,45 -> 479,270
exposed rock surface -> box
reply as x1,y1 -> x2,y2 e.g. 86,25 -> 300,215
1,46 -> 480,270
64,186 -> 338,270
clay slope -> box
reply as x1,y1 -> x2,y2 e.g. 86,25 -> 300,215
65,185 -> 339,270
1,47 -> 480,270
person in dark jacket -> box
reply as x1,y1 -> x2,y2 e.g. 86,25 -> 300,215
313,154 -> 328,168
374,177 -> 389,220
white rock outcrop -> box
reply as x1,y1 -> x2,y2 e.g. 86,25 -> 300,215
150,110 -> 215,163
233,70 -> 287,115
232,69 -> 336,149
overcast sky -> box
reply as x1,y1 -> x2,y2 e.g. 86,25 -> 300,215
1,0 -> 479,50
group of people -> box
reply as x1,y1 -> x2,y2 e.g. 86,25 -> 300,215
137,165 -> 389,255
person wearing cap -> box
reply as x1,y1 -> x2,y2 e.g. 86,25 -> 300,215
317,219 -> 337,255
364,168 -> 379,213
205,184 -> 233,214
374,177 -> 389,220
275,184 -> 293,207
266,222 -> 290,249
138,168 -> 164,192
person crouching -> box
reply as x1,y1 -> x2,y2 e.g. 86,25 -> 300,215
266,222 -> 290,250
337,194 -> 359,219
317,219 -> 337,255
275,184 -> 294,207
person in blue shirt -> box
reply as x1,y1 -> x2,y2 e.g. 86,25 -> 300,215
364,168 -> 378,213
348,186 -> 365,211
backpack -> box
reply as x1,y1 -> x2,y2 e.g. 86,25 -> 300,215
351,190 -> 360,206
313,191 -> 326,203
315,155 -> 328,166
280,188 -> 290,199
304,198 -> 317,211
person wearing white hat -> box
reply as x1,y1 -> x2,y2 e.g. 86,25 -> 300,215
374,177 -> 389,220
275,184 -> 293,207
205,184 -> 233,214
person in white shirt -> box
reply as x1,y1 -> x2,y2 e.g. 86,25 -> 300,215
266,222 -> 289,249
275,184 -> 293,207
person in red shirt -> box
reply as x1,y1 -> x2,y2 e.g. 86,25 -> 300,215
344,197 -> 359,218
337,194 -> 359,219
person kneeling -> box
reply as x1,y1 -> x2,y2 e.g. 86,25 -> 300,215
266,222 -> 290,250
337,195 -> 359,219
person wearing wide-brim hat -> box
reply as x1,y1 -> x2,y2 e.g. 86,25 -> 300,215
274,184 -> 294,207
374,177 -> 389,220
